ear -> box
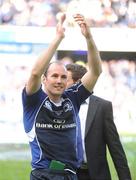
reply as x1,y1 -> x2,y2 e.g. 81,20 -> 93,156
77,79 -> 81,83
41,74 -> 46,83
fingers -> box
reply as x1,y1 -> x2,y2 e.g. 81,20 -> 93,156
73,14 -> 86,26
58,13 -> 66,25
73,14 -> 91,39
73,14 -> 84,20
56,13 -> 66,38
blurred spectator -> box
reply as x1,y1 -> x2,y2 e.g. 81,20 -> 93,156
0,0 -> 136,27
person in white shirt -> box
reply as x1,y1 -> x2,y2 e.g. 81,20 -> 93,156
66,63 -> 131,180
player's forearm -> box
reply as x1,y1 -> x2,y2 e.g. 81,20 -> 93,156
31,35 -> 64,78
86,36 -> 102,77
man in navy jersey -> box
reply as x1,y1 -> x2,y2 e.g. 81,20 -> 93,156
22,13 -> 102,180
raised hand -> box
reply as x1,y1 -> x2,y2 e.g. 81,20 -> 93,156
56,13 -> 66,39
73,14 -> 91,39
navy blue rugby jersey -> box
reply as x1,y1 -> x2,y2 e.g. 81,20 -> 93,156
22,82 -> 91,170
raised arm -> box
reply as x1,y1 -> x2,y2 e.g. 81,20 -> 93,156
26,14 -> 66,95
73,14 -> 102,92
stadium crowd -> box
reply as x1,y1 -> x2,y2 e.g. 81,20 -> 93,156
0,0 -> 136,27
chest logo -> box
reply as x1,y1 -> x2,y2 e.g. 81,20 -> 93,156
63,102 -> 72,112
43,101 -> 52,111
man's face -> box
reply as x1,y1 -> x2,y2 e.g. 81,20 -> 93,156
66,71 -> 75,88
43,63 -> 68,99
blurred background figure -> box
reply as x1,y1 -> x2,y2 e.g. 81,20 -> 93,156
66,63 -> 131,180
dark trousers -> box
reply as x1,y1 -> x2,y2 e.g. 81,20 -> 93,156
77,168 -> 90,180
30,168 -> 78,180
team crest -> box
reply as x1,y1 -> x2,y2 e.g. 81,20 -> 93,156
63,102 -> 72,112
43,100 -> 52,111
